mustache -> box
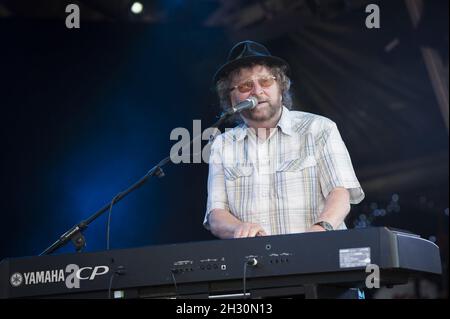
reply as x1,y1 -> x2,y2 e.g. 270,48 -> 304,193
254,96 -> 270,104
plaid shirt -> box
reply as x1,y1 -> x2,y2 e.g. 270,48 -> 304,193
204,106 -> 364,235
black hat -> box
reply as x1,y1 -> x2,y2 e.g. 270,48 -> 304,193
212,40 -> 290,85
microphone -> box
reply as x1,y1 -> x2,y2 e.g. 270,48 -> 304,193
224,96 -> 258,116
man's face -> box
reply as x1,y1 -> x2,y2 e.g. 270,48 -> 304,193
229,65 -> 282,123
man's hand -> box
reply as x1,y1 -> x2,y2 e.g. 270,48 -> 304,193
233,222 -> 267,238
306,224 -> 327,232
209,209 -> 268,239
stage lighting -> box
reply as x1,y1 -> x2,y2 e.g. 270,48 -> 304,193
130,2 -> 143,15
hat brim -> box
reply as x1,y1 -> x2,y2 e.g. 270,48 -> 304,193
212,55 -> 290,85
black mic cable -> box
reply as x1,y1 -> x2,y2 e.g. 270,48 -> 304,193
106,194 -> 121,250
243,257 -> 258,299
170,269 -> 180,298
108,265 -> 126,299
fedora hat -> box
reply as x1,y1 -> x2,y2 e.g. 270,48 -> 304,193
212,40 -> 290,84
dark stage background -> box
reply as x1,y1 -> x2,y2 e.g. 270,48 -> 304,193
0,0 -> 448,298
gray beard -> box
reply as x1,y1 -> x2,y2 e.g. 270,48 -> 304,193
242,99 -> 281,122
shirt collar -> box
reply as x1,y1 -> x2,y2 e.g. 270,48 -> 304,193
234,105 -> 293,141
277,105 -> 294,136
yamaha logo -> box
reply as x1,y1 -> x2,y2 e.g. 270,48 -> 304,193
9,264 -> 110,289
10,272 -> 23,287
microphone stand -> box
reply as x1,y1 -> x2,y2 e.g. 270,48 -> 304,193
39,110 -> 236,256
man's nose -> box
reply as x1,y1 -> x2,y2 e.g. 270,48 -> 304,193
250,80 -> 264,95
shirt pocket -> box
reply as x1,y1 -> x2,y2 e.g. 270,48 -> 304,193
223,165 -> 254,181
275,155 -> 318,203
276,155 -> 317,172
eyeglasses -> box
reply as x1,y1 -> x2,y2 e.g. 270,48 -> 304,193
230,75 -> 276,93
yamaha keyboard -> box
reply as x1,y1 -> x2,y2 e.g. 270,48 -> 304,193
0,227 -> 442,299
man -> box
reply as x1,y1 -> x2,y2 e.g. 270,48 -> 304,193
204,40 -> 364,239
